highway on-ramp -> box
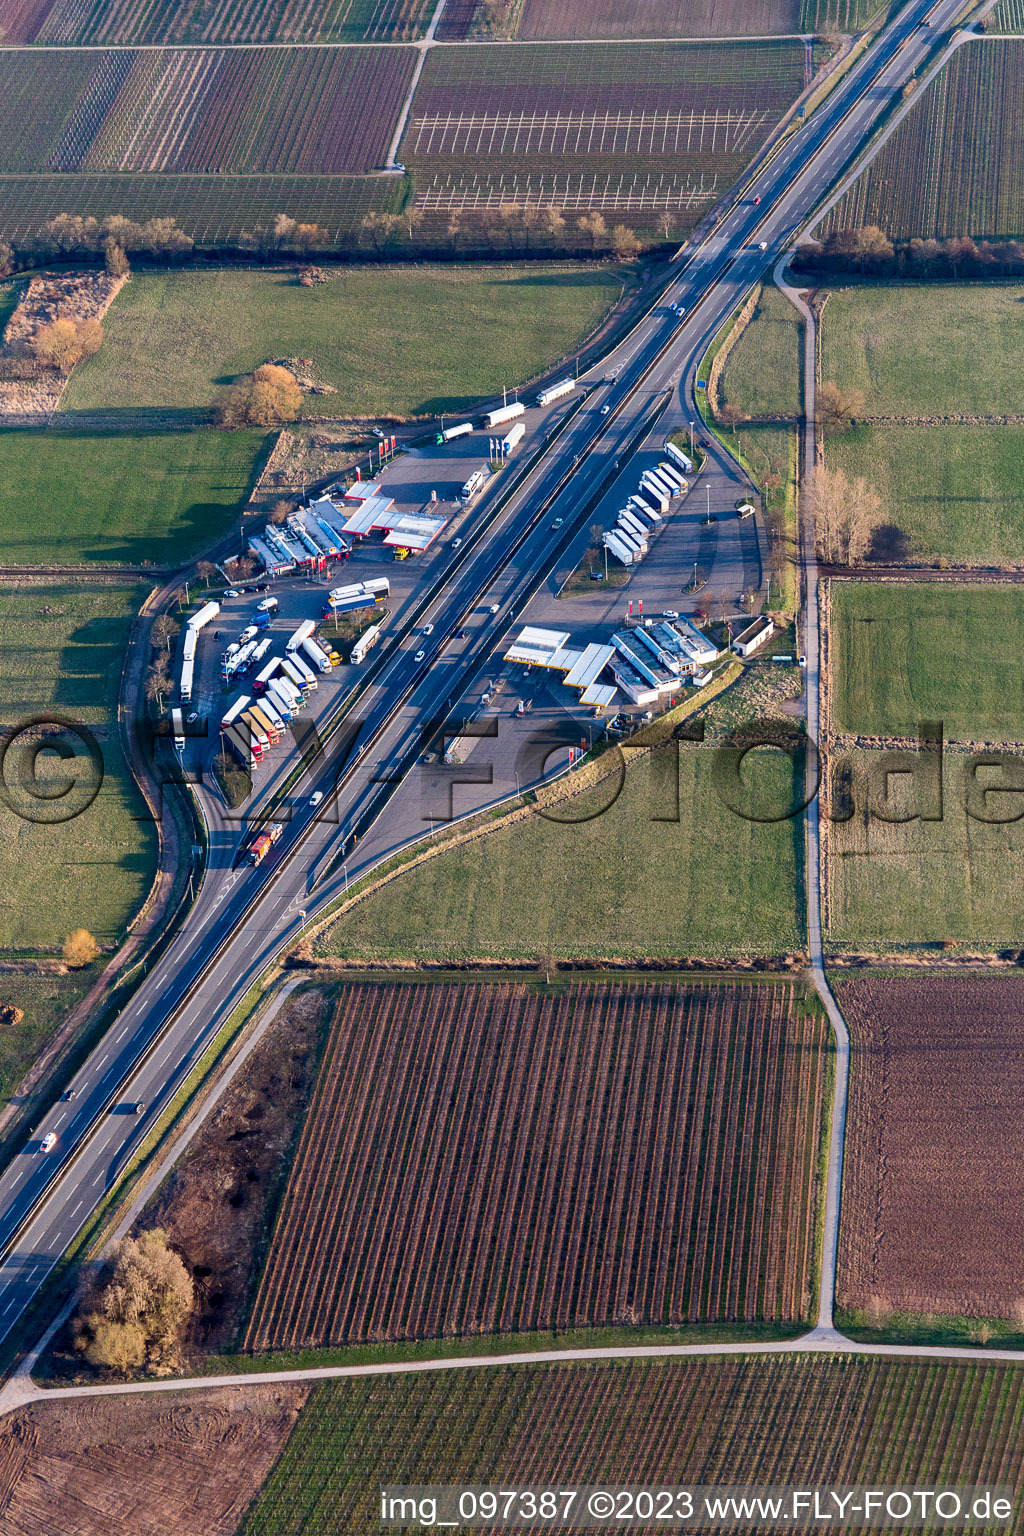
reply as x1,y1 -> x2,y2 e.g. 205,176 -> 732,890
0,0 -> 968,1349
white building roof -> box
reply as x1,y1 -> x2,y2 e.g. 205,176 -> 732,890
581,681 -> 618,707
564,642 -> 616,689
505,626 -> 572,667
343,481 -> 381,501
340,495 -> 396,536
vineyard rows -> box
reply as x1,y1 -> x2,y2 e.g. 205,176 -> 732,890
243,981 -> 827,1353
837,977 -> 1024,1321
409,107 -> 774,158
0,46 -> 414,177
413,40 -> 808,119
416,168 -> 721,211
518,0 -> 802,39
28,0 -> 435,43
0,171 -> 400,242
242,1358 -> 1024,1535
822,41 -> 1024,239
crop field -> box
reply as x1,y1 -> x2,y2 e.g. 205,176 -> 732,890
0,47 -> 413,175
0,428 -> 263,564
823,748 -> 1024,949
61,265 -> 624,418
244,980 -> 827,1351
320,748 -> 802,962
242,1357 -> 1024,1534
829,582 -> 1024,740
0,173 -> 399,246
404,40 -> 807,229
0,581 -> 155,955
838,976 -> 1024,1320
993,0 -> 1024,30
822,42 -> 1024,239
10,0 -> 434,43
517,0 -> 802,38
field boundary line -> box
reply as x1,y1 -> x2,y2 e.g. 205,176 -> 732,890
773,251 -> 849,1340
9,1331 -> 1024,1413
385,0 -> 447,167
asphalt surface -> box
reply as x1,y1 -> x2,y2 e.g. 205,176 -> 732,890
0,0 -> 968,1348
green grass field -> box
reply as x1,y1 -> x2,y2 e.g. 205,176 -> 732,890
821,283 -> 1024,416
0,428 -> 264,565
826,423 -> 1024,566
0,581 -> 156,953
825,748 -> 1024,949
62,266 -> 625,420
830,582 -> 1024,740
715,285 -> 801,610
240,1357 -> 1024,1535
319,748 -> 802,961
722,286 -> 802,421
0,970 -> 95,1110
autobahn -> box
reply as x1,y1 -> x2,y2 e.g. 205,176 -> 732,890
0,0 -> 969,1347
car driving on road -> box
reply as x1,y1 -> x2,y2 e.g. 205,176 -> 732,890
39,1132 -> 57,1153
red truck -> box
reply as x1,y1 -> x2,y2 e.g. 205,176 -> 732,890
248,822 -> 284,865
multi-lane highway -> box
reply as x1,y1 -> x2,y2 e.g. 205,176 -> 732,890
0,0 -> 969,1347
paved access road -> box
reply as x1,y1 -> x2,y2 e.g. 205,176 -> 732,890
0,0 -> 968,1348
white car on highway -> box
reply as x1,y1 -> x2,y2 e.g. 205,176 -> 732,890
39,1132 -> 57,1153
310,790 -> 323,807
414,649 -> 426,662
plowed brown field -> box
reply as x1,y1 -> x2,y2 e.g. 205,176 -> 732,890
0,1386 -> 307,1536
838,976 -> 1024,1320
244,980 -> 829,1352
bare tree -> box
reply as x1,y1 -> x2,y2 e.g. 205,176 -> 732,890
610,223 -> 641,259
62,929 -> 99,967
540,205 -> 567,249
817,379 -> 865,433
576,211 -> 609,253
814,464 -> 882,564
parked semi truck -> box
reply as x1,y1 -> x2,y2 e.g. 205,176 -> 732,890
301,636 -> 332,674
267,678 -> 296,720
483,401 -> 524,429
279,658 -> 309,698
220,695 -> 252,731
240,712 -> 270,752
288,651 -> 318,690
171,707 -> 186,754
253,658 -> 280,696
437,421 -> 473,443
663,440 -> 694,474
286,619 -> 317,654
500,421 -> 526,456
248,705 -> 280,745
225,723 -> 261,767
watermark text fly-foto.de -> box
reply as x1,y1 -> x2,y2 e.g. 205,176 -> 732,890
379,1485 -> 1014,1528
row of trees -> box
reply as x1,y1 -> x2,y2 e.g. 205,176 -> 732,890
798,225 -> 1024,279
361,205 -> 645,259
815,464 -> 883,565
0,203 -> 664,278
